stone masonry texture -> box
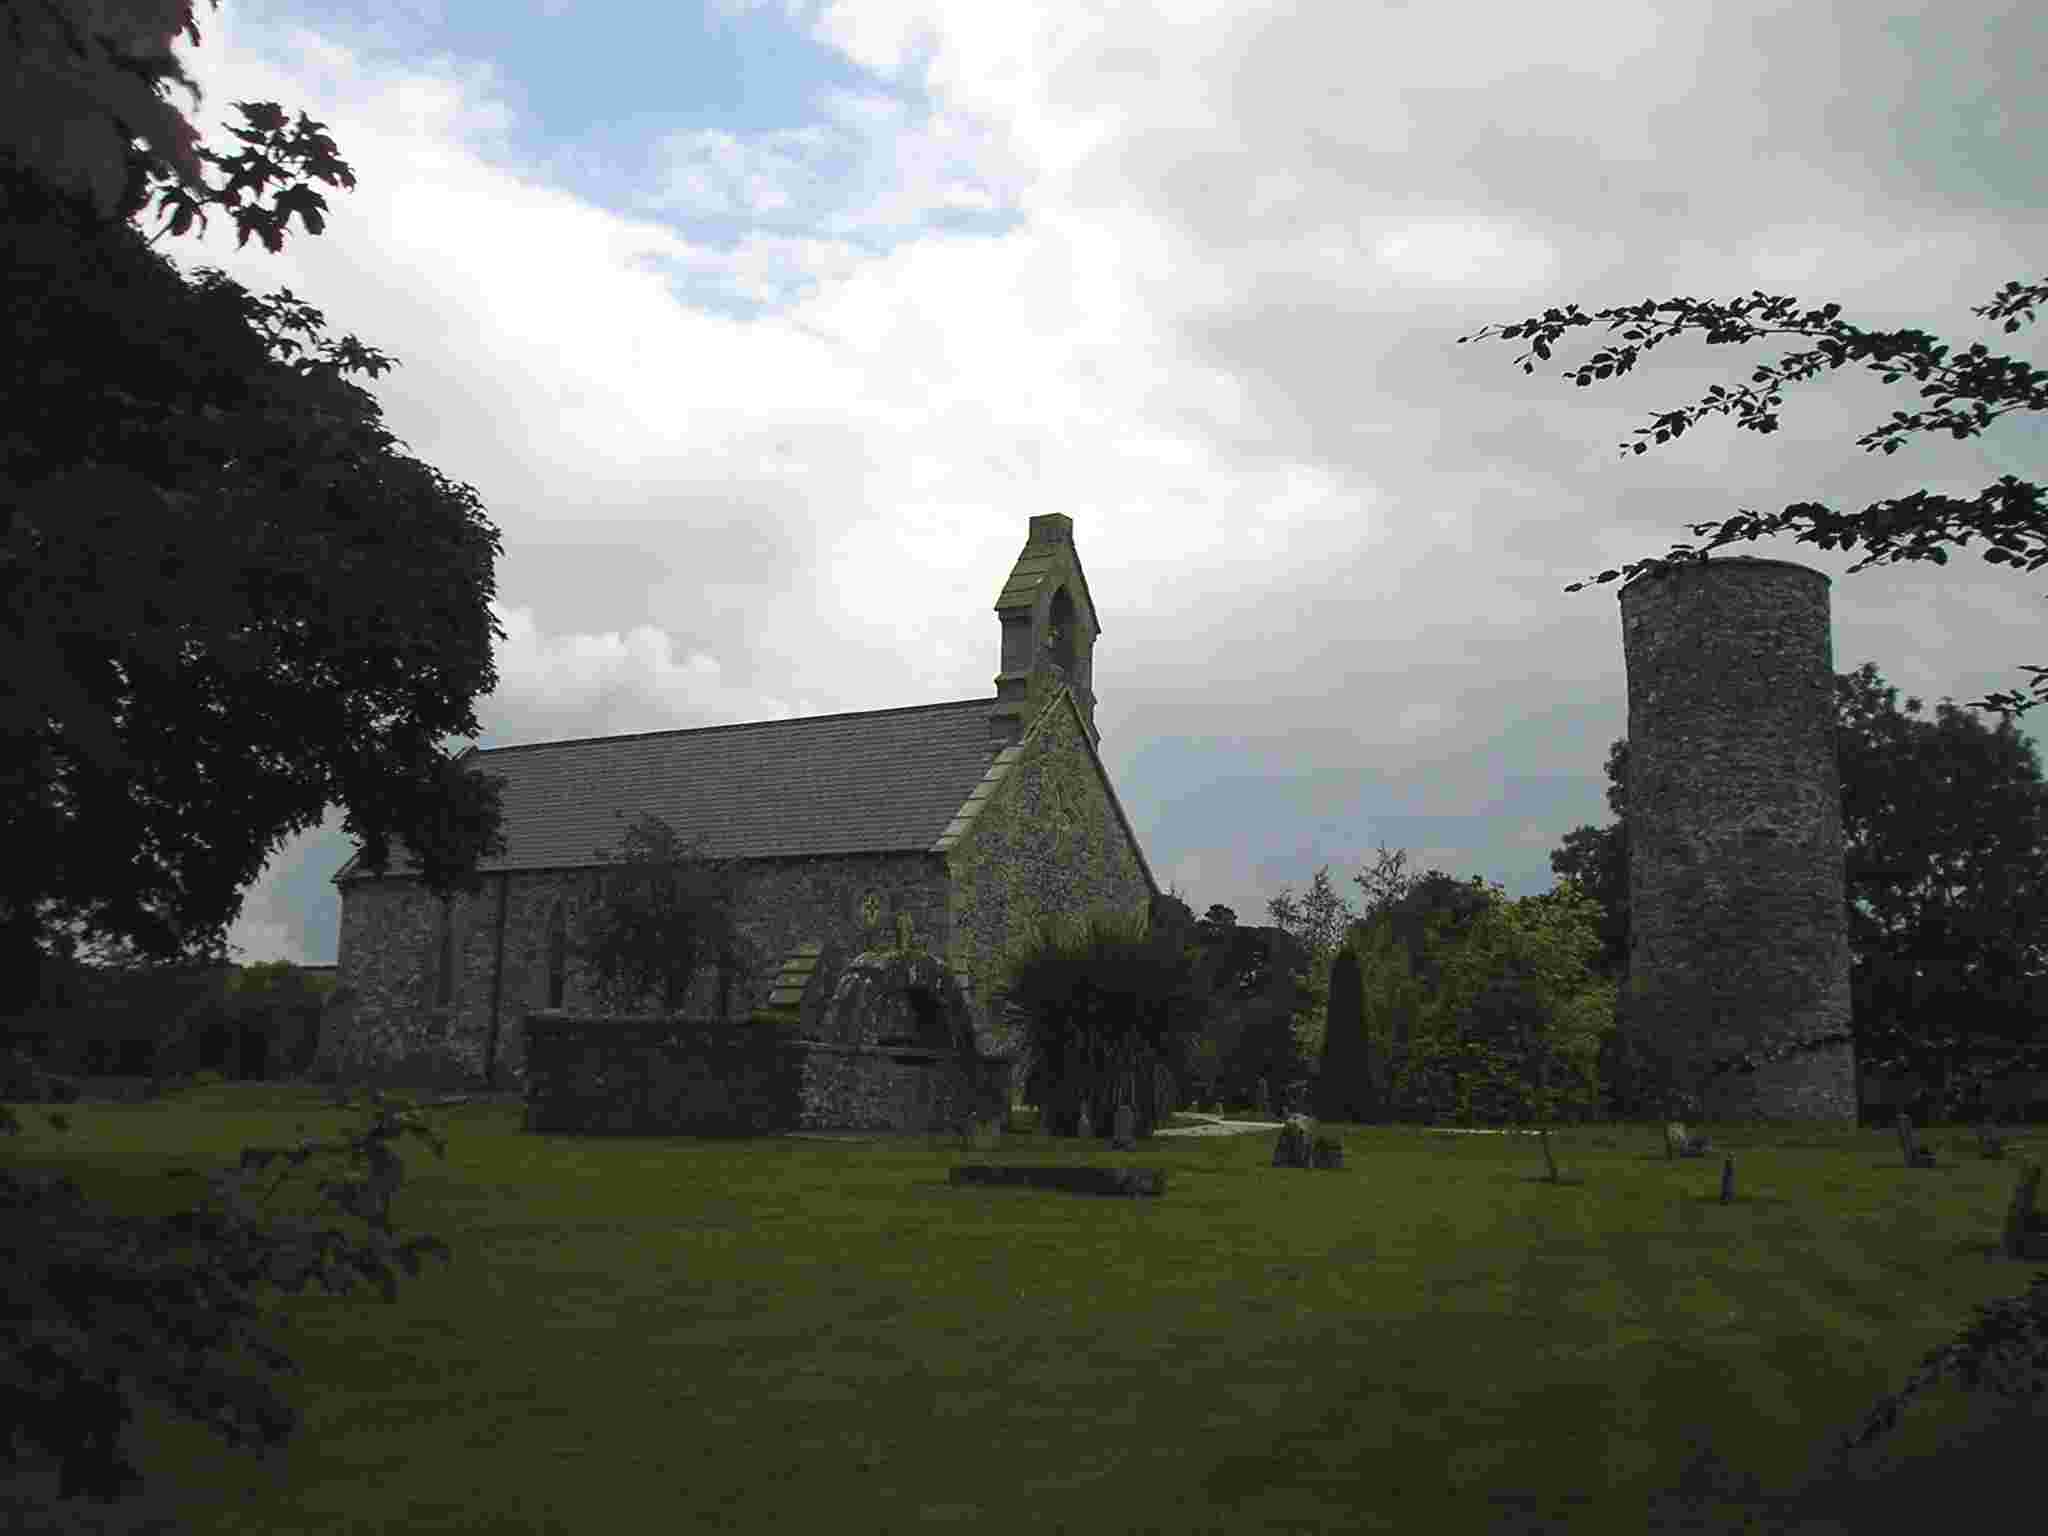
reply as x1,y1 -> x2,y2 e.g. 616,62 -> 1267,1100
1618,556 -> 1857,1122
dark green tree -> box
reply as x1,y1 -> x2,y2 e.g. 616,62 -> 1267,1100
3,4 -> 496,1505
1461,277 -> 2048,720
566,813 -> 760,1019
3,106 -> 510,1019
1311,944 -> 1378,1124
994,897 -> 1216,1140
1369,873 -> 1504,1117
1545,738 -> 1630,986
1832,665 -> 2048,1114
1162,917 -> 1317,1110
1446,959 -> 1566,1125
1267,844 -> 1430,1077
1219,929 -> 1320,1110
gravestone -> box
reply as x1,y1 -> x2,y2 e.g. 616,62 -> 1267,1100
2002,1161 -> 2048,1260
1977,1123 -> 2009,1160
1310,1131 -> 1345,1170
1895,1111 -> 1936,1169
1077,1102 -> 1093,1140
1254,1077 -> 1271,1119
1112,1102 -> 1136,1152
1272,1113 -> 1315,1169
1719,1154 -> 1736,1205
1153,1060 -> 1176,1120
1666,1122 -> 1712,1159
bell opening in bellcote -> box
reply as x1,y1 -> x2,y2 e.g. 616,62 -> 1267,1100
988,513 -> 1102,753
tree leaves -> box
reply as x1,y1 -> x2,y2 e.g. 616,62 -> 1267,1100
565,814 -> 756,1018
1463,277 -> 2048,719
3,147 -> 509,1009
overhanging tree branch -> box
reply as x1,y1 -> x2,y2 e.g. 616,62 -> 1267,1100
1459,279 -> 2048,719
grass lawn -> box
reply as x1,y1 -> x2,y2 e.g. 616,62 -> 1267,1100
5,1082 -> 2046,1534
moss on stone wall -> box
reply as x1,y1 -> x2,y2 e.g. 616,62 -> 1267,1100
946,692 -> 1152,1086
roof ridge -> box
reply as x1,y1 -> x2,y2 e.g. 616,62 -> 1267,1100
463,695 -> 995,758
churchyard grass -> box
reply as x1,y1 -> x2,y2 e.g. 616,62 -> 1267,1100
6,1082 -> 2046,1534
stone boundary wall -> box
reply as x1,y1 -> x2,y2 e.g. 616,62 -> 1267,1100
521,1013 -> 809,1135
1618,557 -> 1857,1122
794,1040 -> 1010,1133
518,1011 -> 1010,1136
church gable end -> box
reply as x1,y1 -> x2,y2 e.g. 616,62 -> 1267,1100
943,688 -> 1156,1086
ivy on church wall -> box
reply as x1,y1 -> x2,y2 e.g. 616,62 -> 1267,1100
946,693 -> 1152,1076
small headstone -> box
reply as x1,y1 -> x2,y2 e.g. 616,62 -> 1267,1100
1112,1102 -> 1136,1152
1896,1111 -> 1936,1168
1153,1060 -> 1176,1119
1977,1123 -> 2008,1160
1310,1131 -> 1345,1171
1719,1153 -> 1735,1205
1076,1102 -> 1093,1140
1254,1077 -> 1271,1119
1272,1113 -> 1315,1169
1667,1122 -> 1711,1158
2002,1161 -> 2048,1260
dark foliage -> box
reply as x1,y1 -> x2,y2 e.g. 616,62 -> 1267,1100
1002,892 -> 1220,1139
1312,945 -> 1377,1123
564,813 -> 760,1018
3,18 -> 511,1022
3,8 -> 499,1508
2,1057 -> 455,1505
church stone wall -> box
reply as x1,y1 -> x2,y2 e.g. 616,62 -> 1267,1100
325,852 -> 957,1092
945,694 -> 1154,1103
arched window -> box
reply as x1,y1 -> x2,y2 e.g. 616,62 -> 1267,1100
546,901 -> 567,1009
1045,587 -> 1078,676
434,899 -> 457,1008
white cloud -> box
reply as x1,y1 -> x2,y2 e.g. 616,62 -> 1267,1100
109,0 -> 2043,970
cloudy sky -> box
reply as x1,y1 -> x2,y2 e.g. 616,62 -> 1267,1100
124,0 -> 2043,968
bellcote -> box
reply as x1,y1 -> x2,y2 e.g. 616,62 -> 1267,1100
989,513 -> 1101,752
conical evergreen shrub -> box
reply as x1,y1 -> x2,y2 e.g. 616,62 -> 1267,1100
1313,946 -> 1375,1125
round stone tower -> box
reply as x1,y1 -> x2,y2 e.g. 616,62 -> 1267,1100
1618,555 -> 1857,1123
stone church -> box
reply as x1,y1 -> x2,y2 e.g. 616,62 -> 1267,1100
320,514 -> 1160,1099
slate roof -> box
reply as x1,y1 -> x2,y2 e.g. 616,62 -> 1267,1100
331,693 -> 1156,892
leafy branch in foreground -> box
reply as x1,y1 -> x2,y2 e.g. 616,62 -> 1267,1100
2,1063 -> 455,1505
1459,278 -> 2048,719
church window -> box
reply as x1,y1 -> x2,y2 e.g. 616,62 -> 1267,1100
1046,588 -> 1078,675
